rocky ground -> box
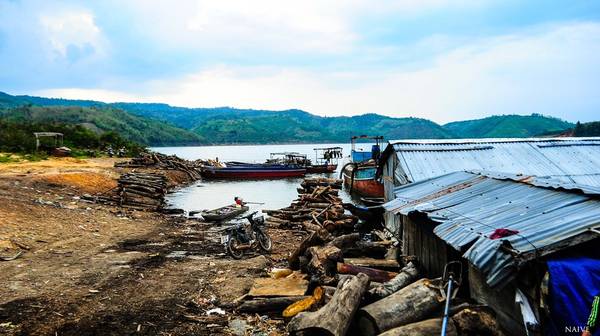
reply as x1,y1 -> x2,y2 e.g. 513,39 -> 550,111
0,158 -> 303,335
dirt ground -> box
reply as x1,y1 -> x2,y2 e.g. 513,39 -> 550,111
0,158 -> 305,335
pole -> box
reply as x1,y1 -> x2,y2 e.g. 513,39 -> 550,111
441,275 -> 454,336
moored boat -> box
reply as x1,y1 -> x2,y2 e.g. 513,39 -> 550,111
341,135 -> 384,198
306,147 -> 342,173
202,163 -> 306,179
200,204 -> 250,221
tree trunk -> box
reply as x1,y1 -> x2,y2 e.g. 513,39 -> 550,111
378,317 -> 457,336
288,231 -> 329,270
288,273 -> 370,336
356,278 -> 443,336
337,263 -> 398,283
329,233 -> 361,249
237,296 -> 309,313
307,245 -> 343,285
367,262 -> 419,299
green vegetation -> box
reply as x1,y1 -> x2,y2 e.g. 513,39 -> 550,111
443,114 -> 573,138
573,121 -> 600,136
0,104 -> 203,146
0,118 -> 144,158
0,91 -> 586,145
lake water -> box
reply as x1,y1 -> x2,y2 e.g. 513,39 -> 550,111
152,143 -> 374,213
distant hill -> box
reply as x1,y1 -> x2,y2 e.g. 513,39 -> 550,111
0,104 -> 203,146
0,91 -> 579,145
443,114 -> 573,138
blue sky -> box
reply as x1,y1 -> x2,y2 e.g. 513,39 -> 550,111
0,0 -> 599,123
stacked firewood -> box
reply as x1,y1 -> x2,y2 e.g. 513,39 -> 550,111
263,178 -> 358,234
115,152 -> 202,180
243,177 -> 503,336
117,173 -> 168,210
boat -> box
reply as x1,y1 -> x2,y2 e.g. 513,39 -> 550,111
306,147 -> 342,173
202,163 -> 306,179
200,204 -> 250,221
341,135 -> 385,198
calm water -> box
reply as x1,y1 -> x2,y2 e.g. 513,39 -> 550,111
152,143 -> 374,213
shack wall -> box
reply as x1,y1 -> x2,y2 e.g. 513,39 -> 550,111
468,264 -> 527,336
401,214 -> 449,278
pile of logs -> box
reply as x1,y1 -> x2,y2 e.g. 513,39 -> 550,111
263,178 -> 358,234
236,176 -> 504,336
118,173 -> 168,210
115,152 -> 202,180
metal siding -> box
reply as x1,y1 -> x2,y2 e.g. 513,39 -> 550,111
385,171 -> 600,288
383,138 -> 600,187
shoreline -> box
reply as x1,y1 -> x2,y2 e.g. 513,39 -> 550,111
0,157 -> 299,335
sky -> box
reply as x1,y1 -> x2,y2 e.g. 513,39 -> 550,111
0,0 -> 599,123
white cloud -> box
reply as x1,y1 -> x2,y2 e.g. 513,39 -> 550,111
111,0 -> 487,55
39,11 -> 104,61
33,19 -> 600,124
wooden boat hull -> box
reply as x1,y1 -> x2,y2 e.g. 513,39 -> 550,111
306,164 -> 337,173
201,205 -> 249,221
342,166 -> 384,198
202,166 -> 306,179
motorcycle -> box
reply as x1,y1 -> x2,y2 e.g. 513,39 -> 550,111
222,211 -> 272,259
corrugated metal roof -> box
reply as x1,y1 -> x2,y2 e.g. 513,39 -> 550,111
384,171 -> 600,288
383,137 -> 600,187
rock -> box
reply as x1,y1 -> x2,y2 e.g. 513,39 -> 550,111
228,319 -> 248,336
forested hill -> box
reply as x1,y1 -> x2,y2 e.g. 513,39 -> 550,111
0,91 -> 579,145
443,114 -> 573,138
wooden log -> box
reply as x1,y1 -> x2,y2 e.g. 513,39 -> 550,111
337,274 -> 382,289
288,231 -> 329,270
237,296 -> 309,313
342,241 -> 389,258
344,258 -> 400,269
329,233 -> 361,249
451,307 -> 503,336
337,263 -> 398,283
368,262 -> 419,300
378,317 -> 457,336
288,273 -> 370,336
303,222 -> 328,235
356,278 -> 444,336
306,245 -> 343,285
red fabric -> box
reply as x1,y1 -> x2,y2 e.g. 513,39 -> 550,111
489,228 -> 519,240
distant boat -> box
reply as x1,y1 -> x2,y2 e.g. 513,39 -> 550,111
200,204 -> 250,221
202,163 -> 306,179
341,135 -> 384,198
306,147 -> 342,173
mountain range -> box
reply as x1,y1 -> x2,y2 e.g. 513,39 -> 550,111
0,91 -> 577,146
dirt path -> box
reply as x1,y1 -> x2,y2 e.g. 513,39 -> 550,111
0,159 -> 303,335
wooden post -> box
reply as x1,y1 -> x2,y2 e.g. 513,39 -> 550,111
368,262 -> 419,299
356,278 -> 443,336
288,273 -> 370,336
378,317 -> 457,336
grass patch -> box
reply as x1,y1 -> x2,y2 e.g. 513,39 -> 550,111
20,153 -> 49,162
0,154 -> 19,163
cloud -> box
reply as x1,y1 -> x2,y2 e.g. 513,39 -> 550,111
38,22 -> 600,123
39,10 -> 105,62
0,1 -> 109,89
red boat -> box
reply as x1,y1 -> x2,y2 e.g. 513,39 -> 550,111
306,164 -> 338,173
342,164 -> 384,197
341,135 -> 384,198
307,147 -> 342,174
202,164 -> 306,179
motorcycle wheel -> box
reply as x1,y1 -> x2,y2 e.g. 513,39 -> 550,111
257,231 -> 272,252
227,236 -> 244,259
